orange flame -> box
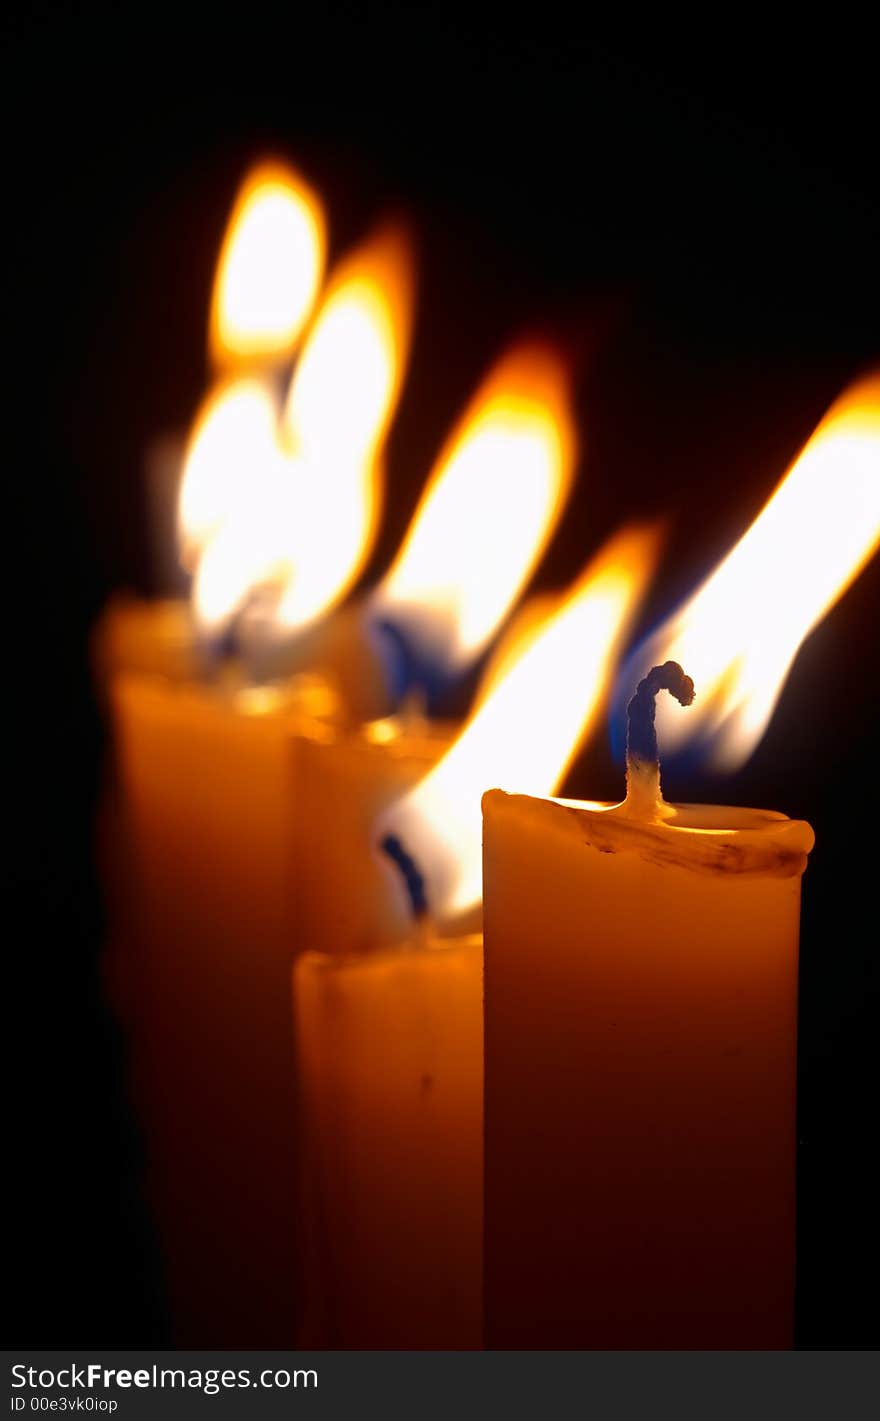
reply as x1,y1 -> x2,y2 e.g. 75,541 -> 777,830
638,373 -> 880,769
378,525 -> 661,924
208,160 -> 326,367
373,342 -> 576,674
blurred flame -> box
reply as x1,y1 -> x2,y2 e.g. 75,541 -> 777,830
636,373 -> 880,770
373,342 -> 577,674
209,161 -> 326,367
379,525 -> 660,923
177,379 -> 280,571
273,224 -> 414,630
180,224 -> 414,636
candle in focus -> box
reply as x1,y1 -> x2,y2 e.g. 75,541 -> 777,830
487,381 -> 880,1348
482,663 -> 815,1347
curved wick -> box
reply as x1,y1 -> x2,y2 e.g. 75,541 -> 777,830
625,660 -> 695,816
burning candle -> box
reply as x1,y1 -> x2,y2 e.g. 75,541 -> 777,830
96,159 -> 329,687
291,338 -> 578,960
289,339 -> 583,1345
294,526 -> 660,1346
100,163 -> 414,708
101,162 -> 414,1345
481,377 -> 880,1348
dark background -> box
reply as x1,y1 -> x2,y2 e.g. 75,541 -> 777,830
8,5 -> 878,1347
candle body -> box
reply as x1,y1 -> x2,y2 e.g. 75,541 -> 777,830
482,790 -> 814,1349
294,936 -> 483,1347
109,670 -> 332,1346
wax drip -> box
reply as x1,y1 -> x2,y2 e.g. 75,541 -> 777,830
381,833 -> 428,920
625,661 -> 695,816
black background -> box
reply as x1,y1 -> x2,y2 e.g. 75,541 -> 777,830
8,5 -> 878,1347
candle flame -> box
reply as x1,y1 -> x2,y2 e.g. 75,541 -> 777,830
273,223 -> 414,630
180,223 -> 414,636
373,342 -> 576,676
631,373 -> 880,770
209,160 -> 326,367
378,525 -> 660,924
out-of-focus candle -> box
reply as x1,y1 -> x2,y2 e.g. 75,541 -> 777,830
289,335 -> 582,960
288,340 -> 584,1343
108,667 -> 339,1346
288,711 -> 470,1347
98,164 -> 414,1344
482,663 -> 814,1348
293,529 -> 659,1347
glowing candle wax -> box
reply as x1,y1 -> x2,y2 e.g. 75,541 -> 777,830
482,663 -> 814,1348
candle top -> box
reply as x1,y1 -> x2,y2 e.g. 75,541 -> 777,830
297,931 -> 483,974
483,790 -> 815,879
95,595 -> 200,684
